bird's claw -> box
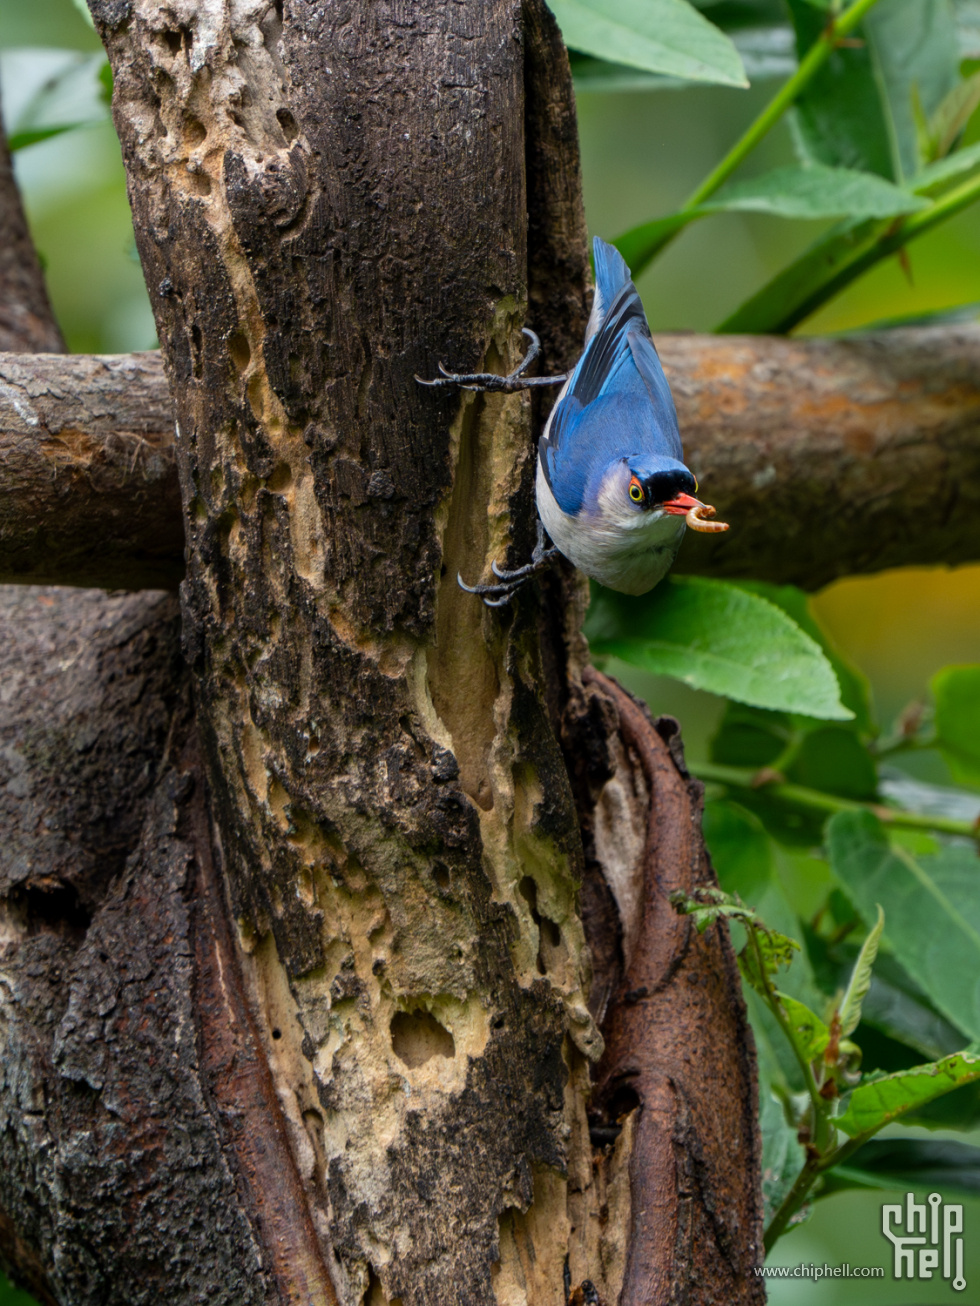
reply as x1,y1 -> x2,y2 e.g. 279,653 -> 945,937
458,521 -> 559,608
416,329 -> 567,393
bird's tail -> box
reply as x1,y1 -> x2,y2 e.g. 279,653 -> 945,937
588,236 -> 633,342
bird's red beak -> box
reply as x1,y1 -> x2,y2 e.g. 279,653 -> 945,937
662,492 -> 730,533
662,492 -> 701,516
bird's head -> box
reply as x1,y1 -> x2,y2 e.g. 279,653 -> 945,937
612,455 -> 699,518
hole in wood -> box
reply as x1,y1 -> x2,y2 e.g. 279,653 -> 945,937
228,330 -> 251,372
390,1010 -> 455,1068
518,875 -> 561,974
276,107 -> 299,142
267,462 -> 293,492
184,116 -> 207,146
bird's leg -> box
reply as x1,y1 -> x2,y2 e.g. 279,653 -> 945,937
458,518 -> 560,608
416,328 -> 568,393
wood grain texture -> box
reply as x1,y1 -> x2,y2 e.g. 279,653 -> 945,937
6,323 -> 980,591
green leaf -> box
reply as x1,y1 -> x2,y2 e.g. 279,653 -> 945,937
2,52 -> 111,153
702,163 -> 927,218
913,138 -> 980,194
924,70 -> 980,158
98,59 -> 113,107
710,703 -> 792,769
803,924 -> 967,1059
739,927 -> 801,994
932,664 -> 980,788
778,992 -> 831,1060
835,1049 -> 980,1139
615,165 -> 924,271
704,801 -> 827,1007
760,1088 -> 808,1226
669,885 -> 760,932
839,905 -> 884,1037
852,950 -> 963,1059
727,582 -> 874,733
788,0 -> 960,183
569,52 -> 681,91
828,810 -> 980,1040
715,213 -> 879,332
718,8 -> 977,333
614,214 -> 692,274
786,727 -> 879,800
820,1137 -> 980,1198
547,0 -> 748,87
703,799 -> 777,903
787,0 -> 896,179
863,0 -> 960,181
585,578 -> 852,719
7,124 -> 84,152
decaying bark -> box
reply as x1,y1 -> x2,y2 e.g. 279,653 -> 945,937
0,103 -> 232,1304
0,98 -> 340,1304
6,321 -> 980,591
0,3 -> 763,1304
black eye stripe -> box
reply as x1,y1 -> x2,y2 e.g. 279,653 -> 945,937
642,469 -> 696,502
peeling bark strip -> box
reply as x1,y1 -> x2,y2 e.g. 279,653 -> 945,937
7,321 -> 980,590
0,351 -> 182,589
574,671 -> 765,1306
92,2 -> 602,1304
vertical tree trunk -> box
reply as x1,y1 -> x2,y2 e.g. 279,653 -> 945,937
0,95 -> 186,1305
0,6 -> 763,1303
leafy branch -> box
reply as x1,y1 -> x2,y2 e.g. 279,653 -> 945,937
617,0 -> 887,277
672,890 -> 980,1249
554,0 -> 980,332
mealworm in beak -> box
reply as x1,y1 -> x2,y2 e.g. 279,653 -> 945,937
685,502 -> 729,533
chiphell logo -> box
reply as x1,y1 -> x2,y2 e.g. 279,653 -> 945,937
882,1192 -> 966,1291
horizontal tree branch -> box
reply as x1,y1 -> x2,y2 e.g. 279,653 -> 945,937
0,351 -> 182,589
3,325 -> 980,591
665,327 -> 980,589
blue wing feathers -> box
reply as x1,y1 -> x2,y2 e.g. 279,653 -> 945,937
540,238 -> 683,514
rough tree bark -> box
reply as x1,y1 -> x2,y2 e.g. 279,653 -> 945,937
6,324 -> 980,590
0,352 -> 182,590
0,94 -> 192,1306
0,6 -> 762,1306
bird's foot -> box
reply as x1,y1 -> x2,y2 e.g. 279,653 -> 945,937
416,328 -> 567,393
458,520 -> 560,607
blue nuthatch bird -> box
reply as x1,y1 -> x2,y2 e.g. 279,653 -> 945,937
419,237 -> 727,604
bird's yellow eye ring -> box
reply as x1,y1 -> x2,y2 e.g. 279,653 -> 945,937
629,477 -> 644,503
